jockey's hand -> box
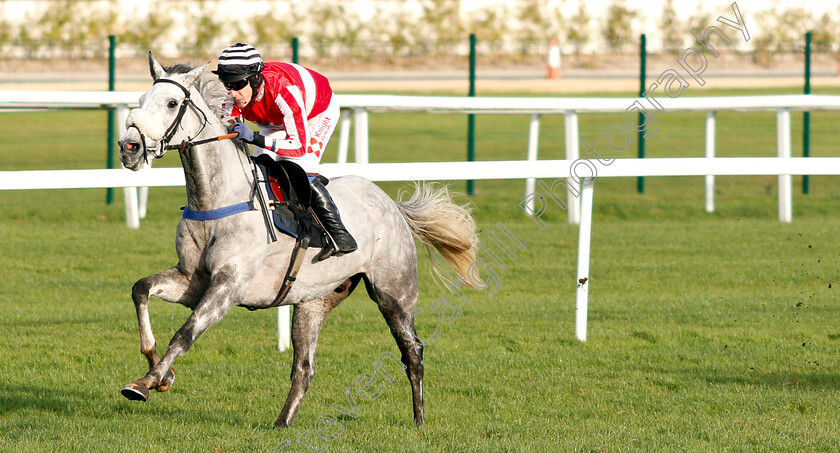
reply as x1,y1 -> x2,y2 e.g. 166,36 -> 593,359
232,123 -> 256,143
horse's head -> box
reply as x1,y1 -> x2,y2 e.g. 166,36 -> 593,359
118,53 -> 211,171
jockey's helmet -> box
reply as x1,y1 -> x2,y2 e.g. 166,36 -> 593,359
212,43 -> 264,83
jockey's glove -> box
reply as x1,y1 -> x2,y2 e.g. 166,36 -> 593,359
232,123 -> 266,148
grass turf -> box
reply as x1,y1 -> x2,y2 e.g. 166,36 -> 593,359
1,91 -> 840,452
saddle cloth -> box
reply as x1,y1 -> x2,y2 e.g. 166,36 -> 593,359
251,154 -> 328,249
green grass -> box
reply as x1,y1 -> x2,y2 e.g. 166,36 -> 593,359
2,95 -> 840,452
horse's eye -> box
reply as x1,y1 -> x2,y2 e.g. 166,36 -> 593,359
168,100 -> 178,109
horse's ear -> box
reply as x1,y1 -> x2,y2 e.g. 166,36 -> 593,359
182,62 -> 210,88
148,51 -> 166,81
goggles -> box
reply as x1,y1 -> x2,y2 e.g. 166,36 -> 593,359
223,78 -> 250,91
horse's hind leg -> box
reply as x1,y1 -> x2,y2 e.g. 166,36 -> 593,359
276,277 -> 358,428
122,266 -> 198,400
364,276 -> 425,426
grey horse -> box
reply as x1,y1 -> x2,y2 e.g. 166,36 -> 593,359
117,54 -> 480,428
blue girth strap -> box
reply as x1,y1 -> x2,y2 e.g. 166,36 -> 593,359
182,202 -> 252,221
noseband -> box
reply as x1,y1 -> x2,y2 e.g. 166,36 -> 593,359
129,78 -> 210,163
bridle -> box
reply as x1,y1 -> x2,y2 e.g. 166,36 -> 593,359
128,77 -> 211,163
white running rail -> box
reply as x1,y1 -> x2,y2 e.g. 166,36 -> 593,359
3,92 -> 840,348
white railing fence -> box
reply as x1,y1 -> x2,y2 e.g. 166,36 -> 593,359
3,158 -> 840,347
3,93 -> 840,348
3,92 -> 839,228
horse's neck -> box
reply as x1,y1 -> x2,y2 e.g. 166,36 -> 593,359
180,126 -> 253,211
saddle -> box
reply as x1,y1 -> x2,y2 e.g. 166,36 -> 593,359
251,154 -> 328,249
237,155 -> 330,312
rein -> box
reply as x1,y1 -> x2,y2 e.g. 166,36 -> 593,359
165,132 -> 239,150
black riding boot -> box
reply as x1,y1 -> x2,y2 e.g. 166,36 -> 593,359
309,178 -> 358,261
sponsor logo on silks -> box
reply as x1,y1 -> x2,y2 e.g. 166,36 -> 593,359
314,117 -> 331,138
308,137 -> 323,157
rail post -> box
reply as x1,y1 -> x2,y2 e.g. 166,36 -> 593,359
637,34 -> 646,194
277,36 -> 301,352
803,31 -> 811,195
106,35 -> 116,204
467,33 -> 477,196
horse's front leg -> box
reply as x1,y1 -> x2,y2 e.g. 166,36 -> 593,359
122,265 -> 243,401
123,266 -> 201,401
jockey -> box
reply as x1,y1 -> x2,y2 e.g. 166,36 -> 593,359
212,43 -> 357,261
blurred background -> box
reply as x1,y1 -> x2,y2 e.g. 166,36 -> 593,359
0,0 -> 838,96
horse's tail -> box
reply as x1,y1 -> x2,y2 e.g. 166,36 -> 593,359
395,182 -> 481,288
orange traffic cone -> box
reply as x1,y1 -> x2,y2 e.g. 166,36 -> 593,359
547,38 -> 562,79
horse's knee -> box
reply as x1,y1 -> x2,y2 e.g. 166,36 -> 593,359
132,278 -> 153,303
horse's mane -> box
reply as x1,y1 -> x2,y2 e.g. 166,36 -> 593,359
162,63 -> 228,119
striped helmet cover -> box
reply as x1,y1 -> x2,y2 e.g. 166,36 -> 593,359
212,43 -> 264,82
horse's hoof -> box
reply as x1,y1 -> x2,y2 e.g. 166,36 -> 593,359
156,367 -> 176,392
121,382 -> 150,401
274,417 -> 292,429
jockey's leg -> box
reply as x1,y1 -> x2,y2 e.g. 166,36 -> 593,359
310,177 -> 357,261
